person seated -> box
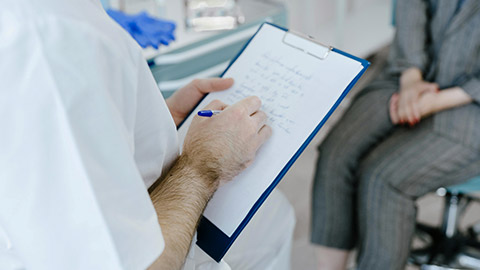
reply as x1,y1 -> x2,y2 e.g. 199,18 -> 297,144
310,0 -> 480,269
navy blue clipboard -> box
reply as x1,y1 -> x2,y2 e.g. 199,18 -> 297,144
195,22 -> 370,262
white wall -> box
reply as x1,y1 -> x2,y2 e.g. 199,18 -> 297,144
283,0 -> 395,57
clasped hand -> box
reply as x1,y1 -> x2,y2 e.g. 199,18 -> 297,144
389,75 -> 439,126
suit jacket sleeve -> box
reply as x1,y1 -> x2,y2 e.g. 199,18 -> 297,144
459,72 -> 480,103
387,0 -> 431,76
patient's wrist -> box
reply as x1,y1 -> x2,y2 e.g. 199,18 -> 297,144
433,87 -> 473,113
400,67 -> 423,88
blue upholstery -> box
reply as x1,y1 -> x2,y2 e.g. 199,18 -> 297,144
447,176 -> 480,194
392,0 -> 397,26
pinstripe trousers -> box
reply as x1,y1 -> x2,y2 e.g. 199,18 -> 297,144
311,80 -> 480,270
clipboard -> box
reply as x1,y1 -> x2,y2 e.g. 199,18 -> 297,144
179,22 -> 370,262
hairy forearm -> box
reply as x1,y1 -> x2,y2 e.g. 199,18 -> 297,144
148,154 -> 218,270
432,87 -> 473,113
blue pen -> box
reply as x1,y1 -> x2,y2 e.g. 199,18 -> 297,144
197,110 -> 222,117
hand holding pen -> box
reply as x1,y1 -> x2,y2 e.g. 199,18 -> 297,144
183,96 -> 272,183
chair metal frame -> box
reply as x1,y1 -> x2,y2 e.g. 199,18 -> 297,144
409,188 -> 480,270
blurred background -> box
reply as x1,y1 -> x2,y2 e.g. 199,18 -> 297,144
105,0 -> 394,97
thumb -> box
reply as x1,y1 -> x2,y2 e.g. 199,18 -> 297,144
389,93 -> 400,124
194,78 -> 234,95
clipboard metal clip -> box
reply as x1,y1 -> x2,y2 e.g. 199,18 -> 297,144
282,30 -> 332,60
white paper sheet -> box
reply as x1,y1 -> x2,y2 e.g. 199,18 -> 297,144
178,24 -> 364,237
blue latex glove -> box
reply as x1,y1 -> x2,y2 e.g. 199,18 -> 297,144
106,9 -> 176,49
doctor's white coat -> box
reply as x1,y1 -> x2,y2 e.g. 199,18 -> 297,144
0,0 -> 295,269
0,0 -> 178,268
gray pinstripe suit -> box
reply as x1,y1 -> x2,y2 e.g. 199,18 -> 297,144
311,1 -> 480,269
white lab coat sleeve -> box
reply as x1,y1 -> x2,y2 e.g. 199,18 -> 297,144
0,15 -> 164,270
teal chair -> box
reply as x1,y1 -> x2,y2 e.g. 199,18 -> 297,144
409,177 -> 480,269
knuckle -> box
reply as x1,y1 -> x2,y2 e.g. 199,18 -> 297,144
247,122 -> 257,134
264,125 -> 273,137
237,105 -> 248,116
250,96 -> 262,106
207,79 -> 215,88
210,99 -> 222,106
229,107 -> 245,121
241,120 -> 255,134
258,110 -> 268,120
265,124 -> 272,133
192,78 -> 202,86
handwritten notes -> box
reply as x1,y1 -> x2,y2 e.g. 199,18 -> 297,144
177,24 -> 364,237
225,52 -> 313,134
